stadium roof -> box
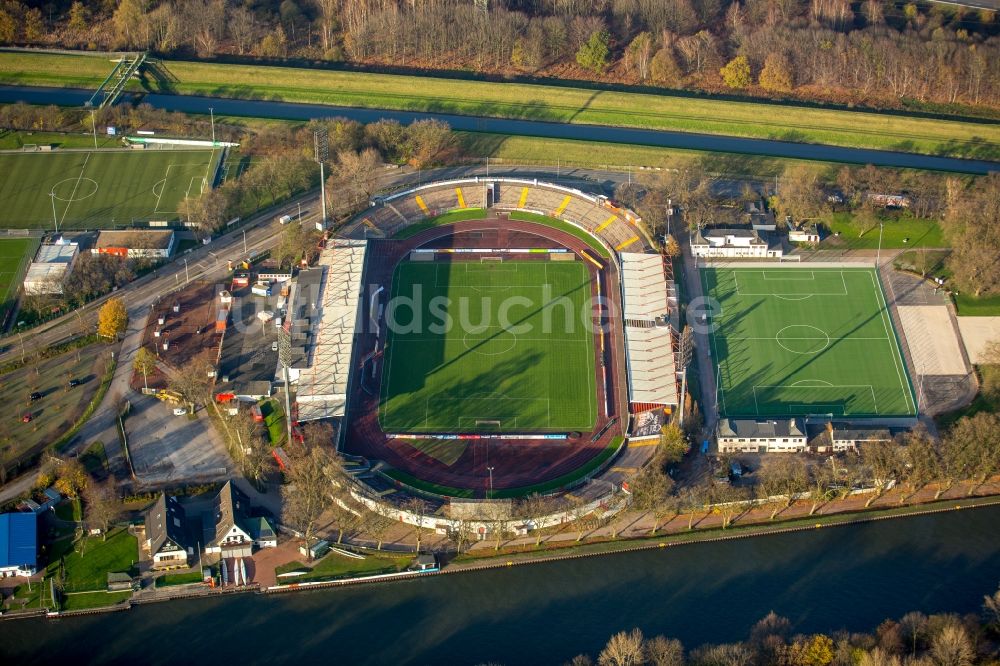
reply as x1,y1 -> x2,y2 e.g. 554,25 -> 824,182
0,512 -> 37,570
619,252 -> 678,406
295,240 -> 367,421
620,253 -> 670,321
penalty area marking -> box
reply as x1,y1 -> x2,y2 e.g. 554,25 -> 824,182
752,384 -> 879,416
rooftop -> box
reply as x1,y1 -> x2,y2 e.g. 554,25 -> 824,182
35,243 -> 79,264
95,230 -> 175,249
0,512 -> 37,570
718,418 -> 806,439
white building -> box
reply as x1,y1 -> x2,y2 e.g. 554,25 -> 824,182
717,418 -> 807,453
691,228 -> 783,259
23,242 -> 79,295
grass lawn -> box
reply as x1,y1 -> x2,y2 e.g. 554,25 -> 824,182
0,343 -> 110,467
0,237 -> 39,323
508,211 -> 611,258
0,129 -> 122,150
56,527 -> 138,592
379,261 -> 597,432
702,267 -> 916,418
893,249 -> 951,279
0,52 -> 996,158
392,208 -> 488,239
275,550 -> 411,584
259,399 -> 286,445
155,570 -> 204,587
54,499 -> 82,522
0,149 -> 221,228
821,212 -> 946,249
459,132 -> 796,178
60,590 -> 132,611
954,292 -> 1000,316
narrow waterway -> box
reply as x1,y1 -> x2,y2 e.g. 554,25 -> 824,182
2,505 -> 999,665
1,85 -> 998,174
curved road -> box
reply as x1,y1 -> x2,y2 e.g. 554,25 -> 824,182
1,85 -> 998,174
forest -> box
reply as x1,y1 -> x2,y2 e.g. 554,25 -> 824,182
0,0 -> 997,113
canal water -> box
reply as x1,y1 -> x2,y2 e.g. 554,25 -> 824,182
2,506 -> 999,665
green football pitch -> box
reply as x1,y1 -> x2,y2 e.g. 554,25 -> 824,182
0,149 -> 219,229
379,260 -> 598,432
0,237 -> 39,322
701,267 -> 917,418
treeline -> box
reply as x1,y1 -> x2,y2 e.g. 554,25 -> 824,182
0,0 -> 998,111
568,588 -> 1000,666
626,164 -> 1000,298
627,414 -> 1000,535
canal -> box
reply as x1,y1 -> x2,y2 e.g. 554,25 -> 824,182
2,505 -> 998,665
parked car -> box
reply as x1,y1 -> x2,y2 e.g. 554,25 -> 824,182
172,408 -> 187,416
278,214 -> 292,224
271,341 -> 278,352
29,392 -> 42,401
68,379 -> 81,388
21,413 -> 32,423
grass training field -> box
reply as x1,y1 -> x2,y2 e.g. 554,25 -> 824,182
0,149 -> 219,228
0,52 -> 996,159
702,267 -> 916,418
0,237 -> 39,320
380,260 -> 597,432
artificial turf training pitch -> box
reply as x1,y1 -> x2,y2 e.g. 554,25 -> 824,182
702,267 -> 917,418
379,260 -> 597,433
0,149 -> 219,228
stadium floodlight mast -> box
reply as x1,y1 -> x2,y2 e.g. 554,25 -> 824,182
487,466 -> 495,495
314,128 -> 330,230
876,221 -> 885,267
49,191 -> 59,234
209,107 -> 215,144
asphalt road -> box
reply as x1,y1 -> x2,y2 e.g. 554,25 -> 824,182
1,85 -> 998,175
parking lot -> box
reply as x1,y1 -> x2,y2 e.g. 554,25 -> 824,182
216,286 -> 283,392
124,393 -> 230,484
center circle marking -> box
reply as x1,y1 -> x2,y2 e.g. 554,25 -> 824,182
463,329 -> 517,356
51,177 -> 99,202
775,324 -> 830,355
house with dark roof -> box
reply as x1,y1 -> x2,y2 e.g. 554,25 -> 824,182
829,424 -> 892,452
0,512 -> 37,578
202,481 -> 277,558
717,418 -> 807,453
144,494 -> 191,569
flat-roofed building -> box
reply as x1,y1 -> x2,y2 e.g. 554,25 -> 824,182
93,230 -> 176,259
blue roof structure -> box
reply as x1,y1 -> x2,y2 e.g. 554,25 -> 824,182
0,512 -> 37,570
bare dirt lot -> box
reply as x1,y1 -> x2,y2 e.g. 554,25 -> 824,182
140,281 -> 224,369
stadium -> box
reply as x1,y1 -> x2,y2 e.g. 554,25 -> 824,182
293,178 -> 680,501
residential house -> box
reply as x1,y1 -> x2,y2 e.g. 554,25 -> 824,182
93,230 -> 176,259
745,200 -> 776,231
202,481 -> 277,558
144,494 -> 191,569
717,418 -> 807,453
691,227 -> 784,259
828,424 -> 892,453
788,220 -> 821,244
0,512 -> 37,578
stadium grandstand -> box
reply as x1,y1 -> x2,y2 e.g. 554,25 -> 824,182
293,239 -> 367,422
620,252 -> 678,413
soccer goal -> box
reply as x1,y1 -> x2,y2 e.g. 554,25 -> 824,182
480,256 -> 503,263
475,420 -> 503,429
